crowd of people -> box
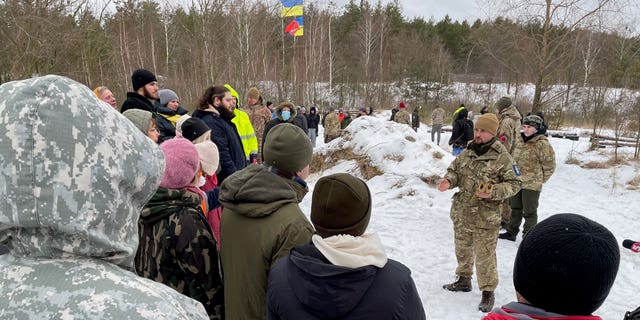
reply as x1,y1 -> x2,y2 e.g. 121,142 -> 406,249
0,72 -> 631,320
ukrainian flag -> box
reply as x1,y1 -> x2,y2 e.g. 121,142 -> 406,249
285,16 -> 304,37
280,0 -> 303,17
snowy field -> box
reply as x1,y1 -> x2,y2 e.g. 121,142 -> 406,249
304,112 -> 640,319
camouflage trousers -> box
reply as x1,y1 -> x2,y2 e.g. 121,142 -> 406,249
500,200 -> 511,225
324,134 -> 338,144
452,219 -> 500,291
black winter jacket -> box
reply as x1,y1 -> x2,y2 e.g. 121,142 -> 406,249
120,92 -> 155,114
267,243 -> 426,320
192,108 -> 246,183
307,110 -> 320,129
154,102 -> 189,143
449,110 -> 474,149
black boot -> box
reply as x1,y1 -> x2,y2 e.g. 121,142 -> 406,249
498,232 -> 516,241
478,291 -> 495,312
442,276 -> 472,292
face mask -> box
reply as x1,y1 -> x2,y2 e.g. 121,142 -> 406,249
197,175 -> 206,187
281,110 -> 291,121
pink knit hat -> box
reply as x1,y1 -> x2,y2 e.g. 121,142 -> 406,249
160,138 -> 200,189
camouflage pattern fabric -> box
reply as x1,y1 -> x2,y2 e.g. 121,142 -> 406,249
245,104 -> 272,163
0,75 -> 208,319
443,139 -> 521,291
136,187 -> 224,319
394,110 -> 412,126
497,105 -> 522,155
512,134 -> 556,191
431,107 -> 445,125
324,112 -> 340,143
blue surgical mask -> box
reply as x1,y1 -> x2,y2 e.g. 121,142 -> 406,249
281,110 -> 291,121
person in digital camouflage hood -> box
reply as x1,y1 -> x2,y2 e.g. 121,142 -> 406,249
0,75 -> 209,319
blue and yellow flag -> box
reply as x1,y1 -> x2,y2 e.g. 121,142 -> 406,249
284,16 -> 304,37
280,0 -> 303,17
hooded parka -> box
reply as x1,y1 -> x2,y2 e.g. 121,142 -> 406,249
219,165 -> 314,320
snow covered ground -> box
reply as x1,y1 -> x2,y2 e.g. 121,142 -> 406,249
302,112 -> 640,319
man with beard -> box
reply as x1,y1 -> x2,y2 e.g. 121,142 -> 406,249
192,85 -> 246,183
120,69 -> 159,114
437,113 -> 521,313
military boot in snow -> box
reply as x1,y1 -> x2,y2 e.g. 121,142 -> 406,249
478,291 -> 495,312
442,276 -> 472,292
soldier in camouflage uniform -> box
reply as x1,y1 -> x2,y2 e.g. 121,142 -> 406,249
394,102 -> 412,126
499,115 -> 556,241
438,113 -> 522,313
0,75 -> 209,319
244,87 -> 272,163
495,96 -> 522,227
323,108 -> 341,143
136,138 -> 224,319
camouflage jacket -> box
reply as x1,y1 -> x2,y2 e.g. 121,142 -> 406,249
245,103 -> 272,147
324,112 -> 341,137
0,75 -> 208,319
513,134 -> 556,191
136,187 -> 224,319
497,106 -> 522,155
394,110 -> 412,126
444,139 -> 522,228
431,107 -> 445,125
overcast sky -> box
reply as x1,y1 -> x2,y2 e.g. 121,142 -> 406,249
328,0 -> 484,23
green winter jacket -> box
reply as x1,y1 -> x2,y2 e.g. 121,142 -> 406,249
444,139 -> 522,228
513,133 -> 556,191
219,165 -> 314,320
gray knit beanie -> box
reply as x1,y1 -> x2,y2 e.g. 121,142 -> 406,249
495,96 -> 512,111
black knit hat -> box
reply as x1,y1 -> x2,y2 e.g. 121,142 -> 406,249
311,173 -> 371,238
514,213 -> 620,316
132,69 -> 157,91
181,117 -> 211,142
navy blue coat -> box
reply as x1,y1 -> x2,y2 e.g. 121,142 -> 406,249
267,242 -> 426,320
192,108 -> 246,183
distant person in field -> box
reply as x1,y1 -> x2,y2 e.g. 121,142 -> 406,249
484,214 -> 619,320
412,106 -> 421,132
323,108 -> 340,143
93,86 -> 117,109
306,106 -> 320,147
499,115 -> 556,242
448,109 -> 473,156
267,173 -> 426,319
438,113 -> 521,313
394,102 -> 411,126
431,105 -> 445,144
